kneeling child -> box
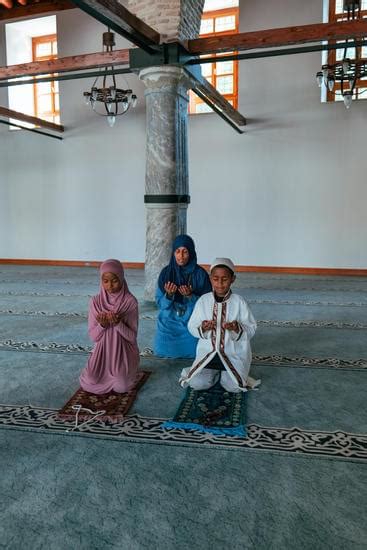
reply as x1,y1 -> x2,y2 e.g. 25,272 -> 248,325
179,258 -> 260,393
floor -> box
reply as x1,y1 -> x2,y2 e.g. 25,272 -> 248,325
0,265 -> 366,550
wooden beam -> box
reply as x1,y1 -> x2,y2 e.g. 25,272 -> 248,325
0,49 -> 130,81
0,119 -> 63,139
184,66 -> 246,133
0,0 -> 74,21
187,20 -> 367,55
0,106 -> 64,132
70,0 -> 160,52
185,40 -> 363,66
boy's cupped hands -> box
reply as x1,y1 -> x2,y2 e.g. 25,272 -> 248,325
201,320 -> 215,331
202,320 -> 240,333
224,321 -> 240,333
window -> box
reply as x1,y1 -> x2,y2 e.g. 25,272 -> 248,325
189,2 -> 239,114
5,16 -> 59,127
32,34 -> 60,123
326,0 -> 367,103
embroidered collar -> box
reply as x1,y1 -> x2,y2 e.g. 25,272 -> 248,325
213,290 -> 232,303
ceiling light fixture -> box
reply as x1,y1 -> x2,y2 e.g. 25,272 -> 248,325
83,30 -> 137,127
315,0 -> 367,109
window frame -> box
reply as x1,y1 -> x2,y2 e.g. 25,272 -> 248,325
189,6 -> 239,114
32,33 -> 60,123
326,0 -> 367,102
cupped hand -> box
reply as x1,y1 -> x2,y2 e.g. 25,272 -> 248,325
164,281 -> 178,296
97,312 -> 109,328
224,321 -> 240,333
178,285 -> 192,297
202,320 -> 215,332
108,312 -> 121,325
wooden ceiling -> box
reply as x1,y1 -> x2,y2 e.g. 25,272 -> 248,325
0,0 -> 73,20
1,0 -> 367,136
0,0 -> 26,9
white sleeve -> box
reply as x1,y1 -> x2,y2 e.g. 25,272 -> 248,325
188,297 -> 211,339
237,298 -> 257,341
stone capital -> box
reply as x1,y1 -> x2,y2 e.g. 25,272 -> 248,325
139,66 -> 190,100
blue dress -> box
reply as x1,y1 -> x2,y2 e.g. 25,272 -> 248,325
153,235 -> 212,358
154,274 -> 210,358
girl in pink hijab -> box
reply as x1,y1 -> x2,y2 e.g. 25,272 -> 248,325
80,259 -> 139,394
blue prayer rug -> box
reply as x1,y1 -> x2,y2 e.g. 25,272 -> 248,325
162,382 -> 246,437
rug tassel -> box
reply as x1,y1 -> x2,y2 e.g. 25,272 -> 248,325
66,404 -> 107,432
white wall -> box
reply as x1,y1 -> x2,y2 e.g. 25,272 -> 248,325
0,0 -> 366,267
189,0 -> 367,268
0,11 -> 147,262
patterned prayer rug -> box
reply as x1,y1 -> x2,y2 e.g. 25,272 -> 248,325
162,382 -> 246,437
57,370 -> 151,425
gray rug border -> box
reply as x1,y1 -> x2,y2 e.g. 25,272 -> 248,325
0,340 -> 366,370
0,405 -> 366,463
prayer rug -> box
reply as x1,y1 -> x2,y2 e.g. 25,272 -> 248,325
162,382 -> 246,437
57,370 -> 151,425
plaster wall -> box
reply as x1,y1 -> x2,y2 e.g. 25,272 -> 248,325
0,11 -> 147,262
188,0 -> 367,268
0,0 -> 366,267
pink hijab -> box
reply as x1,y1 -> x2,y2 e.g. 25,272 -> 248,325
92,259 -> 136,315
80,259 -> 139,394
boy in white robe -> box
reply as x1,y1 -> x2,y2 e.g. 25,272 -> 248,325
179,258 -> 260,393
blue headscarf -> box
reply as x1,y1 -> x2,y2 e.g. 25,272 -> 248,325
158,235 -> 211,304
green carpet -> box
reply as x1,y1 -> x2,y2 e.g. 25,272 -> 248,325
0,266 -> 367,549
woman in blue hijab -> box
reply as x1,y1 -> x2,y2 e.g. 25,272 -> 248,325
154,235 -> 212,358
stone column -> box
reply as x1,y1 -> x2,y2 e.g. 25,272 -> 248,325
139,66 -> 190,301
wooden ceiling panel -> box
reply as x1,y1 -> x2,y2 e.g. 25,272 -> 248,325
0,0 -> 74,20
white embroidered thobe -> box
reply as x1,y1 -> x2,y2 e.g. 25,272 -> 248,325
179,292 -> 257,392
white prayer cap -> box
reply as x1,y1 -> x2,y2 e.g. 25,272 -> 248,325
210,258 -> 235,274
